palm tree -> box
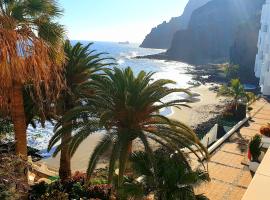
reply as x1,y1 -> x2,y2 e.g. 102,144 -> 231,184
50,40 -> 113,180
0,0 -> 65,158
223,64 -> 239,81
124,150 -> 209,200
50,67 -> 208,188
218,79 -> 255,109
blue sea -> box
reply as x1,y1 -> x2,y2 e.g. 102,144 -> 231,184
27,41 -> 194,153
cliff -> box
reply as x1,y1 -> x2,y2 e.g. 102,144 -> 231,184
166,0 -> 265,65
230,0 -> 265,83
140,0 -> 211,49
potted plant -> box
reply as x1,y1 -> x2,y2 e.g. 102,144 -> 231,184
249,134 -> 262,162
218,79 -> 255,120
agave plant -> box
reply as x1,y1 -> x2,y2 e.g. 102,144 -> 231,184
50,67 -> 208,189
0,0 -> 65,157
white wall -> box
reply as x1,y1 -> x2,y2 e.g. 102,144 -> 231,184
255,0 -> 270,96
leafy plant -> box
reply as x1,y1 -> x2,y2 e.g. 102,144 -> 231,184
86,184 -> 112,200
218,79 -> 255,120
123,150 -> 210,200
0,0 -> 65,158
50,67 -> 208,191
249,134 -> 262,162
218,79 -> 247,104
0,154 -> 29,199
48,40 -> 113,181
40,190 -> 69,200
223,64 -> 240,80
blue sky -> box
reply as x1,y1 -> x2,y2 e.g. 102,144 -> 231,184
58,0 -> 189,43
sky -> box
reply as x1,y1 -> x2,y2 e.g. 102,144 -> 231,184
58,0 -> 189,43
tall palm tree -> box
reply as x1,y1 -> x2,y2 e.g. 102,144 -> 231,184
124,150 -> 209,200
50,40 -> 113,180
50,67 -> 208,188
0,0 -> 65,158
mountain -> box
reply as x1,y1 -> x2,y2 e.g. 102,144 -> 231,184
140,0 -> 211,49
166,0 -> 265,65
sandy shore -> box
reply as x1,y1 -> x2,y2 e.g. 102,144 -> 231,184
41,83 -> 227,172
169,83 -> 226,128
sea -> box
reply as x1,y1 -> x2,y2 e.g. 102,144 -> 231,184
27,41 -> 194,154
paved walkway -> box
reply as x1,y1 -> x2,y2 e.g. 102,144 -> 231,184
195,98 -> 270,200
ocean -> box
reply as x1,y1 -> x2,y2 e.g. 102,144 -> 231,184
28,41 -> 194,153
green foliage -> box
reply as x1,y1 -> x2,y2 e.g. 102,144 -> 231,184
218,79 -> 254,104
48,40 -> 113,154
223,64 -> 240,80
52,67 -> 208,190
0,0 -> 65,46
0,119 -> 13,140
249,134 -> 262,162
29,172 -> 112,199
0,154 -> 29,199
40,190 -> 69,200
113,150 -> 210,199
128,150 -> 210,200
89,178 -> 108,185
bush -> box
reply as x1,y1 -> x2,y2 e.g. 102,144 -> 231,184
29,179 -> 112,199
86,184 -> 112,200
40,190 -> 68,200
0,154 -> 29,199
249,135 -> 262,162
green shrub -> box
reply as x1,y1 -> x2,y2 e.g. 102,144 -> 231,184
0,154 -> 29,199
249,134 -> 262,162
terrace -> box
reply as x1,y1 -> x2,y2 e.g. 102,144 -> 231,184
194,98 -> 270,200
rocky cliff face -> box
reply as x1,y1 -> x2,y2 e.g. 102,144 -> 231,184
230,0 -> 265,83
140,0 -> 211,49
166,0 -> 265,65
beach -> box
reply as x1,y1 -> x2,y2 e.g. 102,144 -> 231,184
42,83 -> 227,172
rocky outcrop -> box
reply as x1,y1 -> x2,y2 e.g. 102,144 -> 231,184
230,0 -> 265,83
166,0 -> 265,65
140,0 -> 211,49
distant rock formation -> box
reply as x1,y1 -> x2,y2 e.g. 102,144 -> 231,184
140,0 -> 211,49
166,0 -> 265,65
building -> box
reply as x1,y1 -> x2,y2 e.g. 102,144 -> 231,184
255,0 -> 270,96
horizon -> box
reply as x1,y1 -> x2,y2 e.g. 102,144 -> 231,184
59,0 -> 189,43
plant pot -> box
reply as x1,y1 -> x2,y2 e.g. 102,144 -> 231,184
248,148 -> 251,161
235,103 -> 247,120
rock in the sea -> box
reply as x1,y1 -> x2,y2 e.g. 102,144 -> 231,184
140,0 -> 211,49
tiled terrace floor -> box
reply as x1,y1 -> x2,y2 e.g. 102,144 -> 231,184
195,98 -> 270,200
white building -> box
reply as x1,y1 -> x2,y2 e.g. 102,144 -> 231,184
255,0 -> 270,96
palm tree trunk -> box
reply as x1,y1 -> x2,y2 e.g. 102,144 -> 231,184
11,83 -> 27,158
59,128 -> 72,181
